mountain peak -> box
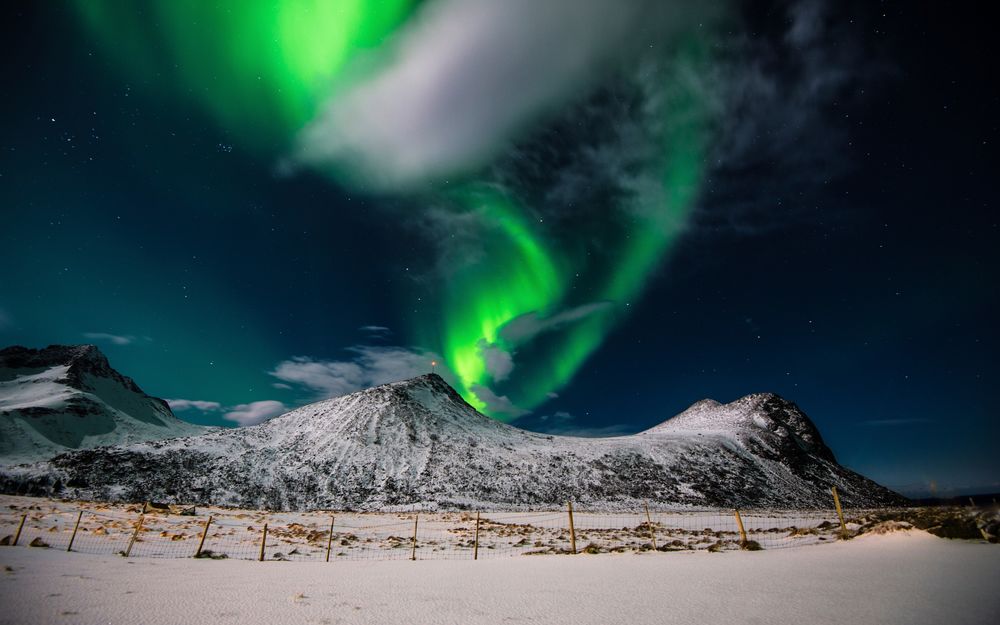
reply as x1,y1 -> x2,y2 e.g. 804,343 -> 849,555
1,343 -> 205,462
0,343 -> 104,369
641,392 -> 835,462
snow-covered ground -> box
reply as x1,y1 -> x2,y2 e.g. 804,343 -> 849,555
0,495 -> 850,560
1,529 -> 996,625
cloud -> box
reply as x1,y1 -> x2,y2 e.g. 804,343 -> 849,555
477,340 -> 514,382
271,345 -> 534,420
547,424 -> 635,438
467,302 -> 612,384
167,397 -> 287,427
223,400 -> 288,426
688,0 -> 893,237
270,345 -> 445,400
470,384 -> 529,418
295,0 -> 716,189
499,302 -> 614,345
540,411 -> 575,423
861,418 -> 934,427
359,325 -> 392,337
514,410 -> 634,437
83,332 -> 140,346
165,399 -> 223,412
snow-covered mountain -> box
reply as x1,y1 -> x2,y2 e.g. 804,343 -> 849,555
0,372 -> 904,510
0,345 -> 205,462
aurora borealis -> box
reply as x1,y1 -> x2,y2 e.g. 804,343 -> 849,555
2,0 -> 998,497
64,0 -> 717,416
73,0 -> 416,151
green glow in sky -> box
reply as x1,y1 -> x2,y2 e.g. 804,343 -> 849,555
73,0 -> 414,148
429,46 -> 711,416
425,187 -> 565,411
71,4 -> 712,419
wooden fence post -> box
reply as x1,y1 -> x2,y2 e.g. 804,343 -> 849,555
410,514 -> 419,561
194,516 -> 213,557
733,509 -> 748,547
11,514 -> 26,546
124,514 -> 144,557
831,486 -> 847,538
325,515 -> 335,563
259,523 -> 268,561
473,511 -> 481,560
567,501 -> 577,555
643,501 -> 657,551
67,510 -> 83,552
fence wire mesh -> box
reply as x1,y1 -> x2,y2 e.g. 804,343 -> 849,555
0,495 -> 866,562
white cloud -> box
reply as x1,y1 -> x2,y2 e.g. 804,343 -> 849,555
861,418 -> 933,427
519,410 -> 634,437
499,302 -> 613,345
223,400 -> 288,427
470,384 -> 529,419
271,345 -> 533,420
166,399 -> 223,412
167,397 -> 287,427
83,332 -> 139,346
466,302 -> 613,384
359,325 -> 392,336
295,0 -> 716,189
545,424 -> 635,438
539,411 -> 575,423
477,340 -> 514,382
270,345 -> 447,400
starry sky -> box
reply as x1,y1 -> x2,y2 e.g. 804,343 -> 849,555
1,1 -> 996,497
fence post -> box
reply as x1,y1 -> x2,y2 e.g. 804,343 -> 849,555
831,486 -> 847,538
325,515 -> 335,563
124,514 -> 144,557
67,510 -> 83,552
567,501 -> 577,555
410,514 -> 419,561
259,523 -> 268,561
473,511 -> 481,560
195,515 -> 213,557
733,509 -> 748,547
11,514 -> 26,546
643,501 -> 657,551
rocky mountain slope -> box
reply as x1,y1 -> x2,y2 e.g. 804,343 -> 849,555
0,372 -> 904,510
0,345 -> 205,462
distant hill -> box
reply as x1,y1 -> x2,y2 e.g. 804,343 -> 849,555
0,344 -> 205,463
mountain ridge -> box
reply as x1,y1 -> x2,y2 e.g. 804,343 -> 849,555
1,367 -> 905,511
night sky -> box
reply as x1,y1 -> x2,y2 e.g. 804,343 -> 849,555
1,1 -> 996,497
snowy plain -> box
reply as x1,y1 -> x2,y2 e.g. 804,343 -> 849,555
1,529 -> 997,625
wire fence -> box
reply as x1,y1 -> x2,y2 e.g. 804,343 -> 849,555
0,493 -> 875,561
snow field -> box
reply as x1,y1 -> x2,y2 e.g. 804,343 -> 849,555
1,529 -> 997,625
1,495 -> 859,561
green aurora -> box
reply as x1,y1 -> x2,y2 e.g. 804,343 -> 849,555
73,0 -> 416,150
429,48 -> 711,414
71,1 -> 713,418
